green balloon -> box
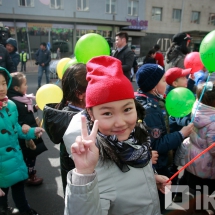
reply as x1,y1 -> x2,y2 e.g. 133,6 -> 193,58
165,87 -> 195,117
75,33 -> 110,64
199,30 -> 215,73
62,58 -> 78,76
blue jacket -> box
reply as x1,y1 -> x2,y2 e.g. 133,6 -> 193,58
35,48 -> 51,67
9,52 -> 20,71
135,90 -> 183,170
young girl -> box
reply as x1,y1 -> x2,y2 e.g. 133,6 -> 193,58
7,72 -> 47,185
0,67 -> 44,215
43,63 -> 87,195
135,63 -> 194,212
183,81 -> 215,211
143,49 -> 156,65
64,56 -> 171,215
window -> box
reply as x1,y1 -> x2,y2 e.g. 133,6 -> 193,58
19,0 -> 34,7
152,7 -> 162,21
128,0 -> 138,16
208,13 -> 215,25
77,0 -> 89,11
50,0 -> 63,9
172,9 -> 181,22
191,11 -> 200,24
106,0 -> 116,14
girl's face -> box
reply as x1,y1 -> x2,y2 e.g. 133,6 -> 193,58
155,74 -> 167,96
0,74 -> 7,100
88,99 -> 137,141
16,78 -> 27,95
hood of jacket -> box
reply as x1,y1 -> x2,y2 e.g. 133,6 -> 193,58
192,101 -> 215,129
166,45 -> 184,64
0,66 -> 12,88
6,38 -> 17,52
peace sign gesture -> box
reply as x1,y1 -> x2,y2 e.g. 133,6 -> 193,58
71,115 -> 99,174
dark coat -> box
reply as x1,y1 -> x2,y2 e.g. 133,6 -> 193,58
7,88 -> 47,158
35,48 -> 51,67
9,52 -> 20,71
0,44 -> 16,73
135,90 -> 183,171
113,45 -> 134,79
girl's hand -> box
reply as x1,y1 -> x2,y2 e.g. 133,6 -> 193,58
34,127 -> 45,138
71,116 -> 99,174
22,124 -> 30,134
35,104 -> 39,110
155,175 -> 171,194
0,188 -> 5,196
151,150 -> 159,164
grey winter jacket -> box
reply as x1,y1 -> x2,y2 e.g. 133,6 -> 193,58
64,162 -> 161,215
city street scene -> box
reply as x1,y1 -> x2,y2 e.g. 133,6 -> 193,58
1,0 -> 215,215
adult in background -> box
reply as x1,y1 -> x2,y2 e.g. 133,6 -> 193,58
153,44 -> 164,68
0,25 -> 16,73
56,47 -> 61,60
113,32 -> 134,80
35,42 -> 51,90
130,45 -> 138,82
165,32 -> 191,70
5,38 -> 20,72
20,50 -> 27,73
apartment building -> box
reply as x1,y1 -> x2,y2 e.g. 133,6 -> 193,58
0,0 -> 215,58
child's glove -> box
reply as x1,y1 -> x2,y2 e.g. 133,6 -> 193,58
22,124 -> 30,134
0,188 -> 5,196
35,127 -> 45,138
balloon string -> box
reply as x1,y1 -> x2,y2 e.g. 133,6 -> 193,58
55,79 -> 60,85
166,142 -> 215,183
190,73 -> 211,123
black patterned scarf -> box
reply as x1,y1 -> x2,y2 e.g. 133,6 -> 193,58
96,130 -> 151,172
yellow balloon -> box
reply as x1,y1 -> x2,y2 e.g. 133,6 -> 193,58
56,58 -> 71,79
36,84 -> 63,110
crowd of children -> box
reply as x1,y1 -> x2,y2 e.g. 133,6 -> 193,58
0,31 -> 215,215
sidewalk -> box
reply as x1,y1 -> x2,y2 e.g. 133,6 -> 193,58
17,60 -> 39,73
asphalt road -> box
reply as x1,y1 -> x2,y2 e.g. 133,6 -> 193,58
8,70 -> 139,215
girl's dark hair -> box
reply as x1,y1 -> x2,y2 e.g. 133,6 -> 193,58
196,82 -> 215,107
146,49 -> 156,58
56,63 -> 87,110
0,70 -> 9,85
85,99 -> 149,163
9,72 -> 25,88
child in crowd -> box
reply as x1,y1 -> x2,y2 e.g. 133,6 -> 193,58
7,72 -> 47,186
165,67 -> 194,132
143,49 -> 156,65
0,67 -> 44,215
64,56 -> 171,215
183,81 -> 215,213
43,63 -> 87,195
135,64 -> 193,212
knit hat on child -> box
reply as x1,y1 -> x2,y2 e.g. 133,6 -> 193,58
86,56 -> 134,108
165,67 -> 192,86
136,64 -> 165,92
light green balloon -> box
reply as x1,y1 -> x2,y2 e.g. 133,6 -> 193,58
199,30 -> 215,73
165,88 -> 195,117
75,33 -> 110,64
62,58 -> 78,76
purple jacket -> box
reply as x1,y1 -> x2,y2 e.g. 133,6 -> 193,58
185,101 -> 215,179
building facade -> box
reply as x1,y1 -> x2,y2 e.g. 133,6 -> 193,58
0,0 -> 215,59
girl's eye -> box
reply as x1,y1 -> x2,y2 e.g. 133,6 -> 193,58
102,112 -> 112,116
125,107 -> 132,112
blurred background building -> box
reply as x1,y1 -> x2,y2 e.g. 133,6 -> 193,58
0,0 -> 215,59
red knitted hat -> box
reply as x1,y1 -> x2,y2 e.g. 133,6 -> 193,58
86,56 -> 134,107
